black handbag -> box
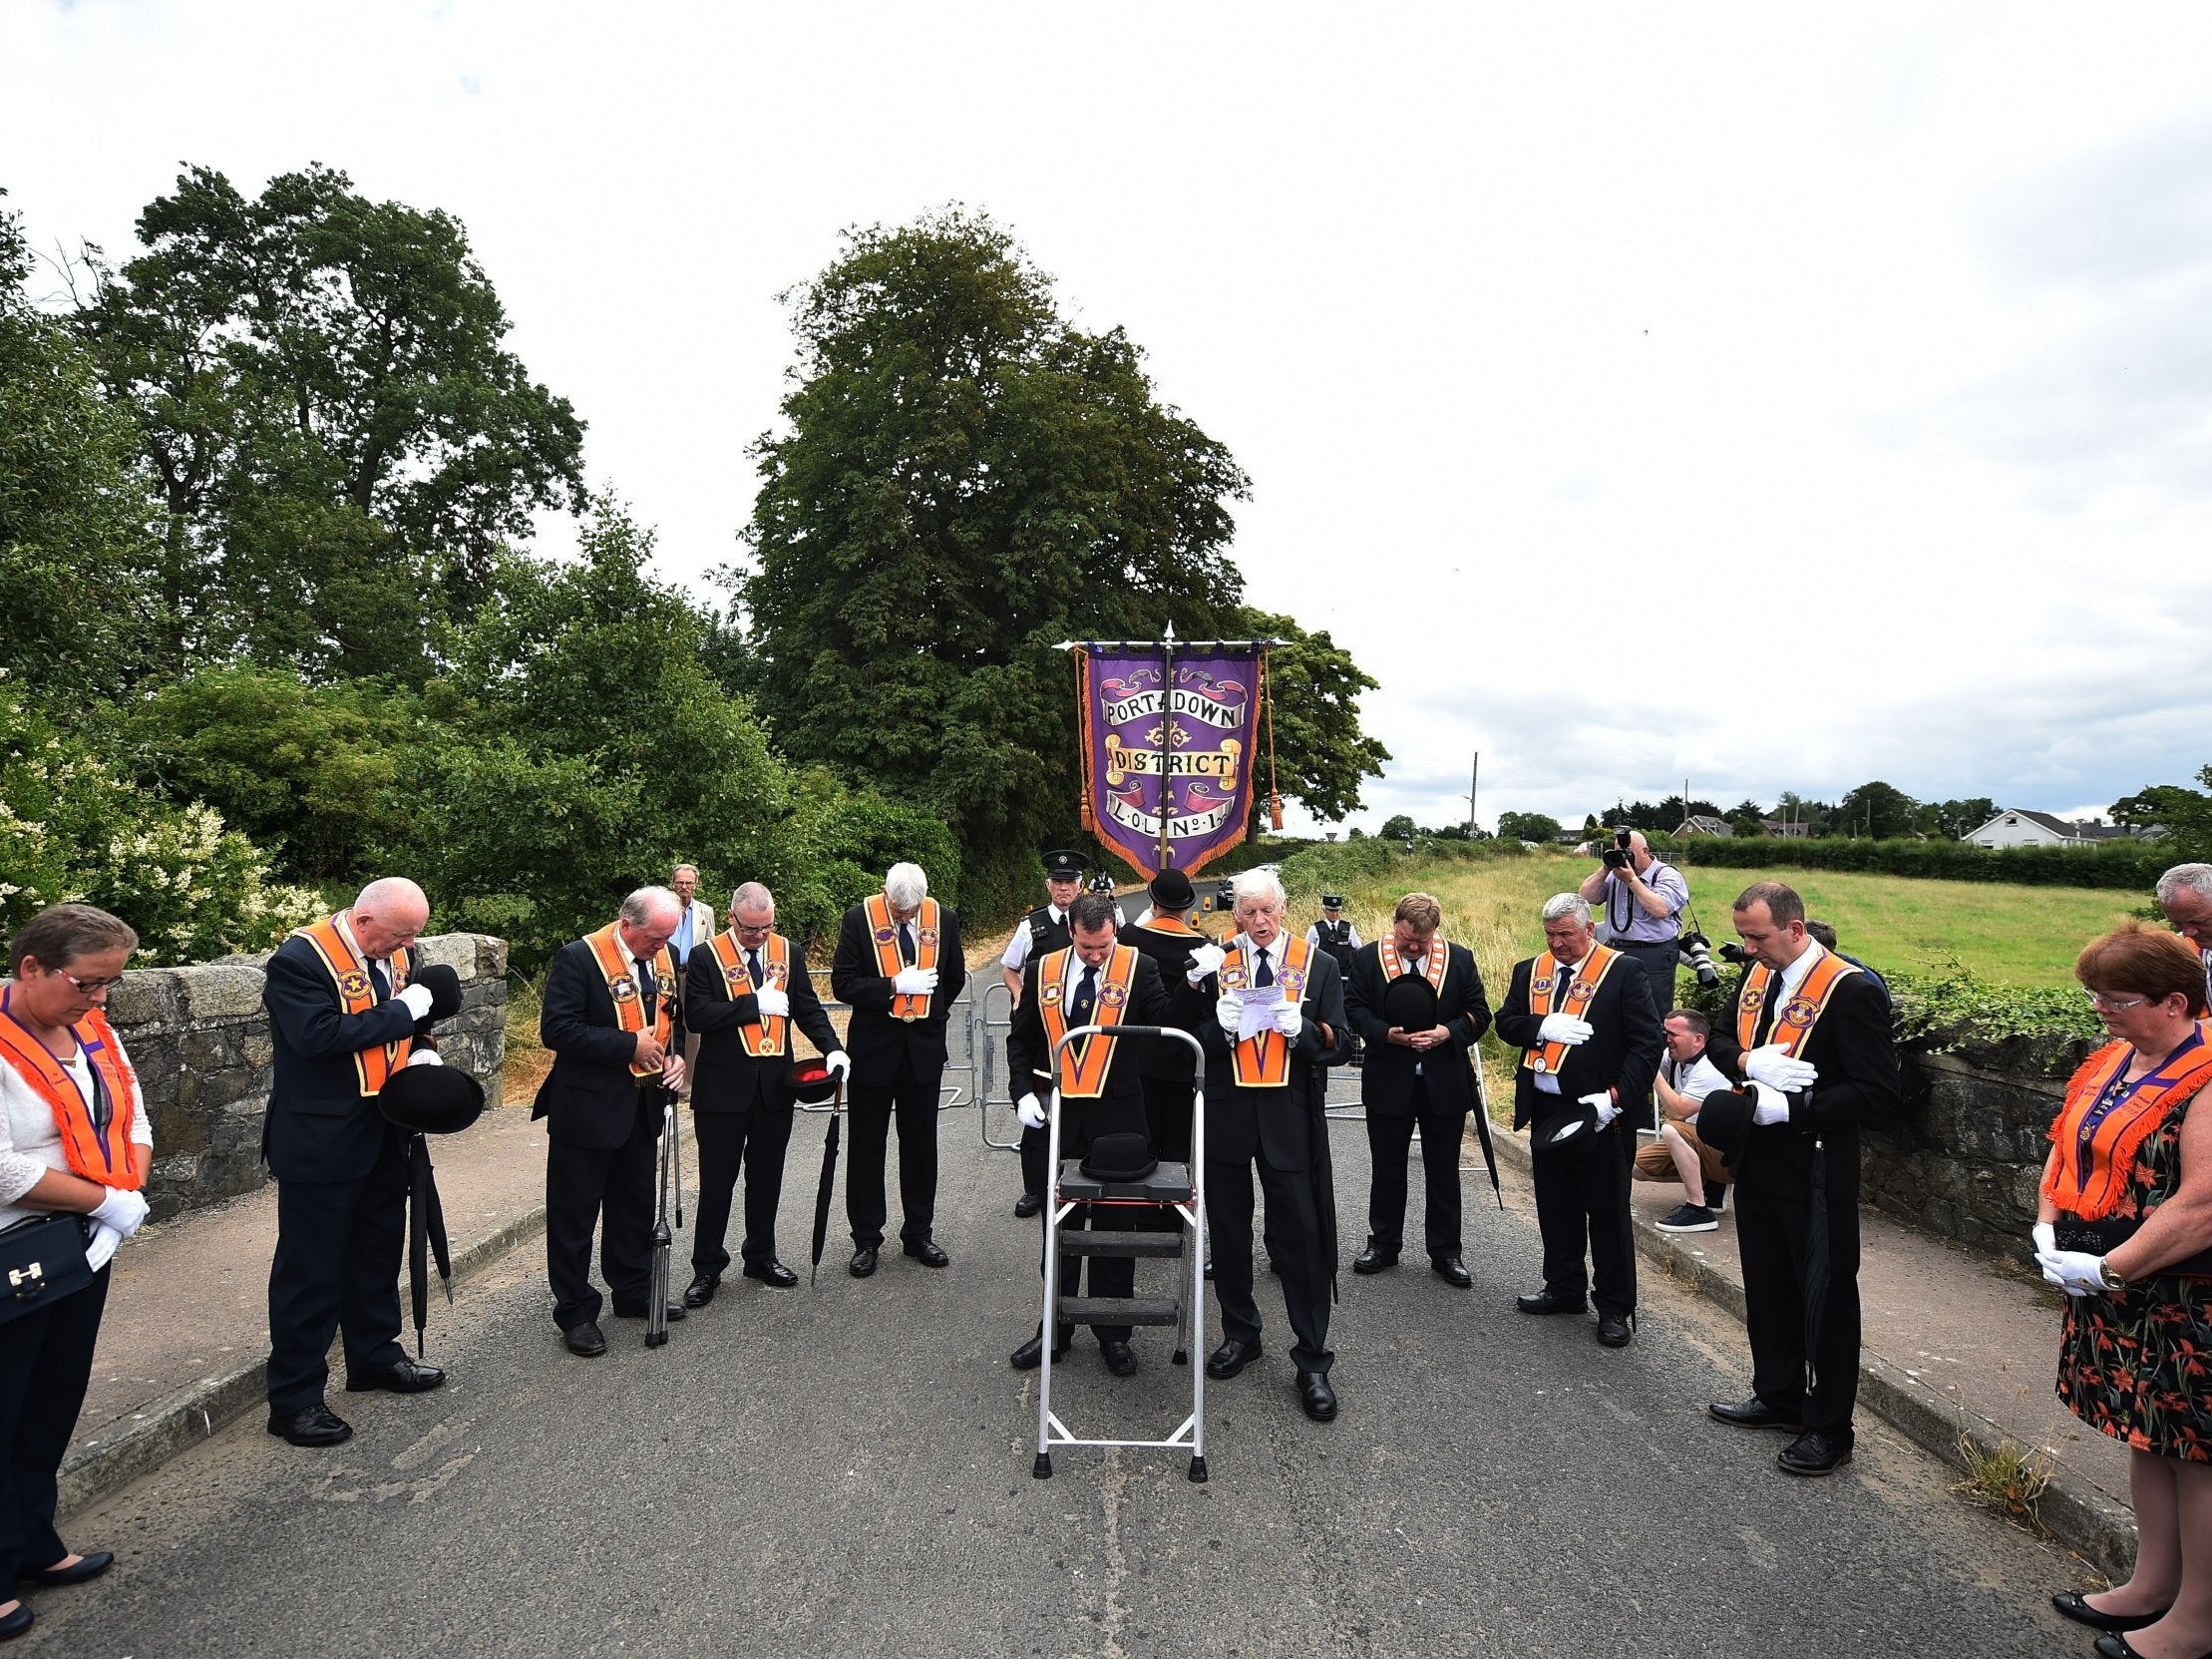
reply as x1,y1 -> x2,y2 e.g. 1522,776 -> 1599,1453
2053,1214 -> 2212,1280
0,1212 -> 95,1326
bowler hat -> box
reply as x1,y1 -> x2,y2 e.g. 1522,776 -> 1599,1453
1380,973 -> 1438,1033
410,964 -> 464,1035
378,1061 -> 486,1135
1079,1131 -> 1158,1183
1533,1097 -> 1601,1147
787,1057 -> 841,1104
1148,867 -> 1195,911
1693,1087 -> 1756,1165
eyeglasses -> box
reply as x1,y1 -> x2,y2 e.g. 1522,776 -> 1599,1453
56,969 -> 125,995
2084,992 -> 2151,1013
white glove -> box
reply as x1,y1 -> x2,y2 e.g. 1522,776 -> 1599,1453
1272,999 -> 1302,1038
892,966 -> 937,997
1216,994 -> 1242,1035
397,983 -> 435,1021
405,1048 -> 446,1067
2036,1249 -> 2107,1298
1580,1090 -> 1619,1130
86,1221 -> 122,1272
1743,1043 -> 1818,1092
753,986 -> 791,1018
1537,1013 -> 1593,1046
2031,1222 -> 2056,1257
1016,1093 -> 1048,1130
91,1186 -> 150,1239
825,1050 -> 851,1079
1749,1082 -> 1790,1126
1186,944 -> 1227,986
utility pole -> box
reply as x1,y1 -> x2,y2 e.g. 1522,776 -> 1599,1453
1465,751 -> 1479,836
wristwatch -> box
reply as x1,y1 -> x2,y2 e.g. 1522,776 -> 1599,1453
2098,1258 -> 2128,1291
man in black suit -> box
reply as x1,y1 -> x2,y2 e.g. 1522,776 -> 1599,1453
830,861 -> 967,1277
1003,892 -> 1176,1374
1495,893 -> 1662,1349
534,886 -> 688,1357
262,877 -> 446,1448
1704,880 -> 1899,1476
682,881 -> 848,1306
1120,867 -> 1216,1165
1193,869 -> 1347,1423
1344,891 -> 1492,1288
1001,849 -> 1088,1217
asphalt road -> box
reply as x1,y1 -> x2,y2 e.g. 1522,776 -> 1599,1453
28,1054 -> 2090,1658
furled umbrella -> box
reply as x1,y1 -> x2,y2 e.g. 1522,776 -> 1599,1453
791,1060 -> 844,1285
376,965 -> 484,1356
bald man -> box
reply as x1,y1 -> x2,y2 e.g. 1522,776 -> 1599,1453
262,877 -> 447,1449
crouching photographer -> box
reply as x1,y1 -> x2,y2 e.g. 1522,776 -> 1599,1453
1577,830 -> 1690,1120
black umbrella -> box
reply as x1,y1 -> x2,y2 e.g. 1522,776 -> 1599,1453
403,1133 -> 453,1357
1803,1138 -> 1832,1399
379,1059 -> 483,1358
807,1077 -> 846,1286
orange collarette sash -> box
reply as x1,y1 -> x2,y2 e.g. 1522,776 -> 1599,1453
1220,936 -> 1312,1088
1735,949 -> 1858,1056
1142,916 -> 1204,938
1379,934 -> 1450,999
585,923 -> 675,1078
2043,1036 -> 2212,1222
0,996 -> 148,1190
1037,945 -> 1138,1098
707,930 -> 792,1058
294,913 -> 412,1095
1522,946 -> 1621,1076
866,894 -> 940,1022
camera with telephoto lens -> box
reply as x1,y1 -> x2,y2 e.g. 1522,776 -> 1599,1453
1676,931 -> 1721,989
1601,827 -> 1633,871
1717,941 -> 1750,966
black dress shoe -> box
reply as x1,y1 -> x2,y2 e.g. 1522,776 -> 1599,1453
612,1302 -> 685,1321
1009,1325 -> 1074,1370
345,1357 -> 446,1394
1296,1370 -> 1338,1423
850,1246 -> 879,1278
266,1404 -> 353,1447
1352,1245 -> 1398,1275
1516,1288 -> 1587,1315
1776,1430 -> 1853,1475
563,1322 -> 607,1357
743,1260 -> 799,1289
1708,1397 -> 1805,1433
1099,1340 -> 1138,1377
2053,1591 -> 2167,1634
0,1600 -> 32,1640
1596,1314 -> 1633,1348
683,1273 -> 720,1308
24,1550 -> 113,1587
2088,1633 -> 2200,1659
903,1238 -> 950,1268
1431,1255 -> 1473,1289
1013,1192 -> 1043,1219
1206,1337 -> 1264,1379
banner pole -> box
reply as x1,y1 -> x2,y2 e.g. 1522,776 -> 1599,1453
1157,622 -> 1175,872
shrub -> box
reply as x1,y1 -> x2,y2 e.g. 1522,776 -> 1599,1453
1657,833 -> 2166,892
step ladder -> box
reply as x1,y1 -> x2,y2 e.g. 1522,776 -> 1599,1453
1033,1024 -> 1209,1483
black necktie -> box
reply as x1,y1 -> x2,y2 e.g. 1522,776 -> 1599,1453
1754,975 -> 1779,1046
634,956 -> 657,1023
368,959 -> 391,1001
1072,963 -> 1098,1027
746,948 -> 763,988
1254,949 -> 1274,988
899,921 -> 917,966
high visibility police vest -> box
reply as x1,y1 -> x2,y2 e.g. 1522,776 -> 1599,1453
584,923 -> 675,1078
1735,949 -> 1859,1057
294,913 -> 413,1094
866,893 -> 941,1022
1521,945 -> 1621,1077
1036,944 -> 1138,1098
1221,936 -> 1313,1088
707,929 -> 792,1058
0,992 -> 147,1189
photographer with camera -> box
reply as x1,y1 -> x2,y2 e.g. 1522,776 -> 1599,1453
1578,829 -> 1689,1118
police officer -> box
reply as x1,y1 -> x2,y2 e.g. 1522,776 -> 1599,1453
1306,895 -> 1363,1064
1001,850 -> 1087,1217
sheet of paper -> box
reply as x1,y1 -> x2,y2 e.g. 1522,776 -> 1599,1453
1236,989 -> 1279,1041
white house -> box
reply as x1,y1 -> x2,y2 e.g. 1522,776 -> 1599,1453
1961,809 -> 2136,850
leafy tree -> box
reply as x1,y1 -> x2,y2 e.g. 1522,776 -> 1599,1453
1925,796 -> 1998,839
1496,810 -> 1563,843
1837,779 -> 1918,839
1232,608 -> 1387,828
1380,814 -> 1417,841
2110,784 -> 2202,831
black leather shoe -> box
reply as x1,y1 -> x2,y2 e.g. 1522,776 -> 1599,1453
1352,1245 -> 1397,1275
266,1404 -> 353,1447
1206,1337 -> 1264,1379
1013,1192 -> 1043,1219
743,1260 -> 798,1289
345,1358 -> 446,1394
1596,1314 -> 1633,1348
24,1550 -> 113,1587
563,1322 -> 607,1357
2087,1634 -> 2210,1659
683,1274 -> 720,1308
0,1600 -> 32,1640
903,1239 -> 950,1268
1099,1340 -> 1138,1377
2053,1591 -> 2167,1634
1708,1398 -> 1805,1433
1431,1255 -> 1473,1289
850,1246 -> 879,1278
612,1302 -> 685,1321
1776,1430 -> 1853,1475
1296,1370 -> 1338,1423
1009,1325 -> 1073,1370
1516,1288 -> 1587,1315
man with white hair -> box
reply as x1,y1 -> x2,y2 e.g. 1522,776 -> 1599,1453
831,863 -> 967,1277
534,886 -> 690,1356
2156,863 -> 2212,1007
262,876 -> 445,1447
1191,868 -> 1348,1423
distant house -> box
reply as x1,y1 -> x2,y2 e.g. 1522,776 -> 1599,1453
1762,819 -> 1812,839
1674,815 -> 1734,837
1961,809 -> 2139,849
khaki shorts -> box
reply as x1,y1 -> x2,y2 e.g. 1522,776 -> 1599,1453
1633,1120 -> 1728,1186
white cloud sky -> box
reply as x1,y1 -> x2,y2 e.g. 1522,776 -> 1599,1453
7,1 -> 2210,835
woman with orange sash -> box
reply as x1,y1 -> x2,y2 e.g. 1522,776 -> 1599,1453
2038,923 -> 2212,1658
0,905 -> 151,1643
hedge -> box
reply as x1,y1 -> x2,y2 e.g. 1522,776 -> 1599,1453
1651,834 -> 2171,892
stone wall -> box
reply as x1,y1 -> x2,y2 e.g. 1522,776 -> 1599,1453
100,933 -> 508,1223
1859,1032 -> 2088,1254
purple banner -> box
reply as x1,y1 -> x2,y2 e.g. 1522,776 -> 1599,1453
1077,646 -> 1263,876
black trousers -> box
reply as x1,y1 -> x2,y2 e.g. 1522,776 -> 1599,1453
1530,1116 -> 1636,1318
1613,941 -> 1678,1129
1208,1147 -> 1332,1374
1037,1200 -> 1136,1344
1018,1121 -> 1050,1197
266,1129 -> 409,1411
545,1092 -> 660,1331
691,1105 -> 795,1276
1739,1150 -> 1862,1440
0,1260 -> 108,1580
846,1055 -> 939,1249
1364,1080 -> 1467,1259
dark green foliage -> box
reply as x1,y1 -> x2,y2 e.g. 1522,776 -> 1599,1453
1232,608 -> 1387,828
1276,836 -> 1528,900
1496,811 -> 1564,843
1655,832 -> 2170,891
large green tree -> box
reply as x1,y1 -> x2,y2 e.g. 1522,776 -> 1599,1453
1837,779 -> 1918,839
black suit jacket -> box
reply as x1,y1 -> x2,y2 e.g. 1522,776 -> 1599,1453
262,934 -> 419,1184
1119,920 -> 1216,1084
1194,942 -> 1346,1170
829,902 -> 967,1086
1003,950 -> 1173,1154
1495,952 -> 1662,1132
1710,961 -> 1899,1188
685,934 -> 842,1115
533,937 -> 681,1151
1345,941 -> 1492,1117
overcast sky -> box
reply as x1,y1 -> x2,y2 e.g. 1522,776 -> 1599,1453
8,2 -> 2211,836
